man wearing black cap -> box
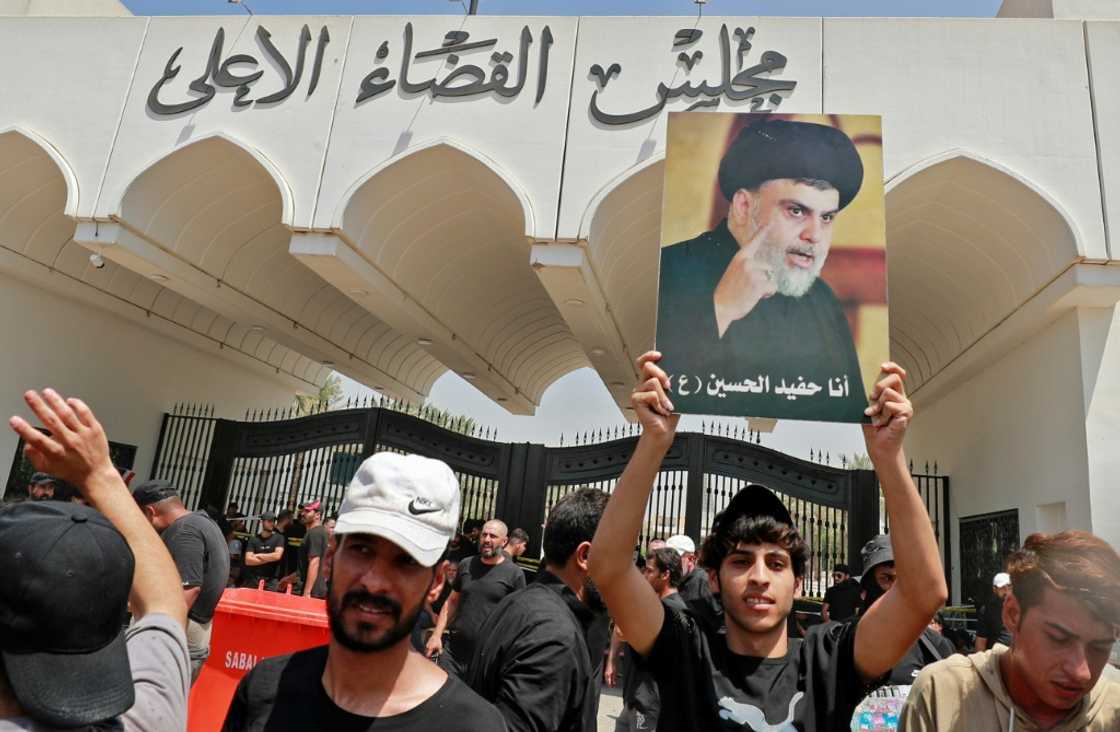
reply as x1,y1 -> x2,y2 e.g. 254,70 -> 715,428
243,510 -> 285,590
26,471 -> 56,500
132,477 -> 230,682
656,118 -> 868,422
589,352 -> 948,731
4,388 -> 189,730
856,534 -> 954,686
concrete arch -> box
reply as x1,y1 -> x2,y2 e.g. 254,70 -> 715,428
577,152 -> 665,242
333,137 -> 536,238
584,157 -> 666,360
885,150 -> 1080,392
114,133 -> 442,401
0,130 -> 326,388
334,138 -> 582,408
0,126 -> 79,217
117,132 -> 294,227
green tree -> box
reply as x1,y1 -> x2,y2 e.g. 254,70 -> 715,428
286,374 -> 345,508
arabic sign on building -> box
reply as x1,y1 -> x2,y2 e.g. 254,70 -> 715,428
656,112 -> 888,424
144,21 -> 797,124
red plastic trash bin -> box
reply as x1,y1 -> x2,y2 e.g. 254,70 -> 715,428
187,587 -> 329,732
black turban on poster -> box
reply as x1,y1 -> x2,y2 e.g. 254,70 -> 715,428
717,119 -> 864,209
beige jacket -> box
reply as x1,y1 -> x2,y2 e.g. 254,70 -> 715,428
899,645 -> 1120,731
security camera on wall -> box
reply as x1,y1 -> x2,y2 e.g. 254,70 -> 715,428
89,252 -> 106,269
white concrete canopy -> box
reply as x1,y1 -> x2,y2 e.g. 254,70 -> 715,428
304,140 -> 587,414
886,152 -> 1081,401
95,134 -> 443,401
0,128 -> 330,388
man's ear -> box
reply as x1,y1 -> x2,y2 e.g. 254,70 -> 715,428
728,188 -> 755,226
1003,592 -> 1022,638
707,566 -> 719,596
574,541 -> 593,572
793,575 -> 803,599
427,559 -> 448,603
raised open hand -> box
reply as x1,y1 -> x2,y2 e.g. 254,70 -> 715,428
9,389 -> 116,491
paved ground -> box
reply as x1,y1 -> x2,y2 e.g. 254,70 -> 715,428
597,687 -> 624,732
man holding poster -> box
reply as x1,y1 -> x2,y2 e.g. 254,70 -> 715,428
656,113 -> 887,422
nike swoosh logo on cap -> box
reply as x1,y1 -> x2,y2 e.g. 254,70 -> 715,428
408,499 -> 440,516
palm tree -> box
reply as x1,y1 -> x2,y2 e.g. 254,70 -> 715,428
285,375 -> 344,508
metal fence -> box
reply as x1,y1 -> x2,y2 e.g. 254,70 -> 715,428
150,401 -> 951,598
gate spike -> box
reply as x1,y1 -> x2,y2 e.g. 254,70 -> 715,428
825,451 -> 830,465
909,458 -> 914,473
924,461 -> 929,474
933,461 -> 938,475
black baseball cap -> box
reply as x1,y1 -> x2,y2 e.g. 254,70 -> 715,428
130,478 -> 179,506
0,501 -> 135,726
718,484 -> 795,530
28,472 -> 56,486
260,510 -> 277,521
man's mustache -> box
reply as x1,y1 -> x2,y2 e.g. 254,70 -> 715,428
341,590 -> 401,619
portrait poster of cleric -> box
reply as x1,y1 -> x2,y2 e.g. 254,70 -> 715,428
655,112 -> 889,423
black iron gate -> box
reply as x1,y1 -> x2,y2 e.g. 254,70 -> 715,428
150,402 -> 949,599
959,508 -> 1019,606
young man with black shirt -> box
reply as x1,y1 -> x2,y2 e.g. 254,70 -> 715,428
427,519 -> 526,677
298,499 -> 329,599
467,488 -> 611,732
223,452 -> 505,732
607,547 -> 688,732
132,477 -> 231,683
589,351 -> 948,731
822,563 -> 862,623
242,510 -> 285,590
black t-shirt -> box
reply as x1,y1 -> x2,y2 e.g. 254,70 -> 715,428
678,568 -> 723,626
884,628 -> 956,686
299,525 -> 329,598
646,602 -> 879,731
242,532 -> 285,586
162,511 -> 231,623
222,645 -> 506,731
279,523 -> 304,578
449,556 -> 526,662
467,571 -> 600,732
976,597 -> 1013,646
622,593 -> 688,721
656,220 -> 869,423
823,579 -> 862,622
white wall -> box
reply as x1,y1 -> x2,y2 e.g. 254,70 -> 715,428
0,270 -> 303,487
1078,305 -> 1120,547
906,309 -> 1092,602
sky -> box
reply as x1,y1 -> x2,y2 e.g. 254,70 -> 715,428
123,0 -> 1004,18
122,0 -> 1002,460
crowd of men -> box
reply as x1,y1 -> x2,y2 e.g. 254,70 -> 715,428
1,357 -> 1116,732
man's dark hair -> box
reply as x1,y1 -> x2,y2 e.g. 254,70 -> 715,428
509,528 -> 529,545
649,547 -> 684,588
833,563 -> 851,575
700,514 -> 809,578
277,509 -> 294,522
1006,530 -> 1120,627
542,488 -> 608,567
463,518 -> 484,533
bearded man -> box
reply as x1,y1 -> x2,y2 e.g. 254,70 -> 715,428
427,519 -> 526,677
221,453 -> 504,732
656,118 -> 868,421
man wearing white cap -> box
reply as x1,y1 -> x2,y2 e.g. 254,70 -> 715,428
668,533 -> 722,623
975,572 -> 1014,651
222,452 -> 506,731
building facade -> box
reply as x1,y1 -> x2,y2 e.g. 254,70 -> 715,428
1,1 -> 1118,600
